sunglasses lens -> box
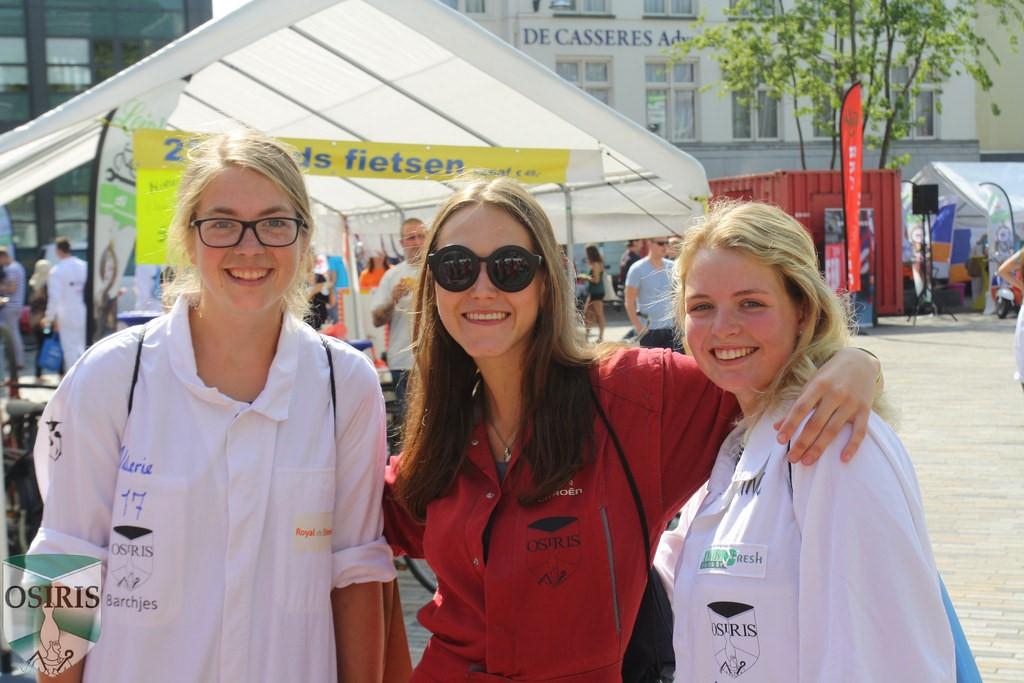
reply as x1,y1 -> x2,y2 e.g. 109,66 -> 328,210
490,246 -> 537,293
433,247 -> 478,291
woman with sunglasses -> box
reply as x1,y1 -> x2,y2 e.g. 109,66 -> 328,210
29,130 -> 394,683
384,177 -> 881,682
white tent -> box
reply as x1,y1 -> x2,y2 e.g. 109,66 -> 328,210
912,162 -> 1024,231
0,0 -> 709,244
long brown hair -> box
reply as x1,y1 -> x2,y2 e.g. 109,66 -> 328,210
397,177 -> 596,520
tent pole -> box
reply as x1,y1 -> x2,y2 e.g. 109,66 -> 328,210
561,184 -> 575,281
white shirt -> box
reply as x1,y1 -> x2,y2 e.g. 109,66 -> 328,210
30,296 -> 396,683
45,254 -> 87,324
655,410 -> 954,683
371,259 -> 417,370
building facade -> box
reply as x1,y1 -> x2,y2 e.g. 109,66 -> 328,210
976,1 -> 1024,162
0,0 -> 211,261
444,0 -> 982,181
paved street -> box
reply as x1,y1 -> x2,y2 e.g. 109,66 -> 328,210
396,308 -> 1024,680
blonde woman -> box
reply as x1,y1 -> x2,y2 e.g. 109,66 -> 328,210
655,201 -> 953,681
30,130 -> 393,682
382,178 -> 883,681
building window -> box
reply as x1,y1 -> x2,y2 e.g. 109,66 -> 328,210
465,0 -> 485,11
0,36 -> 29,124
645,61 -> 696,141
732,88 -> 780,140
555,0 -> 610,13
644,0 -> 695,16
556,59 -> 611,105
727,0 -> 774,17
6,193 -> 37,250
892,66 -> 937,138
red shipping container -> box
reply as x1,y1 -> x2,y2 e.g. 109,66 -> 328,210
708,169 -> 904,316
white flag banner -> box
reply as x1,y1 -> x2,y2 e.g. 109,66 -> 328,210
90,80 -> 186,340
984,187 -> 1015,315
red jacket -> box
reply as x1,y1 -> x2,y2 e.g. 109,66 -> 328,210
384,348 -> 739,682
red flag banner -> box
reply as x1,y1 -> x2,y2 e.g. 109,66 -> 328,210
840,82 -> 863,292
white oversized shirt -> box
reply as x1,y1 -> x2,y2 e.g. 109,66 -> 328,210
371,259 -> 417,370
44,254 -> 87,325
30,296 -> 396,682
655,410 -> 954,683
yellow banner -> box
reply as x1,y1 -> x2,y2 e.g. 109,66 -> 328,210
133,129 -> 574,182
133,129 -> 582,264
135,168 -> 180,265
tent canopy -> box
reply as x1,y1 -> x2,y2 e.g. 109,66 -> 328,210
0,0 -> 709,243
912,162 -> 1024,226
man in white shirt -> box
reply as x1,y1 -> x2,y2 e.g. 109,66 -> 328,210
44,237 -> 88,368
372,218 -> 425,416
0,247 -> 26,368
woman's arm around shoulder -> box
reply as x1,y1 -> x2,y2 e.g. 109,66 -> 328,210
791,414 -> 954,682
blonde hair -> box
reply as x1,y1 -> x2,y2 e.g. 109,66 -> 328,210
162,129 -> 314,318
674,200 -> 878,427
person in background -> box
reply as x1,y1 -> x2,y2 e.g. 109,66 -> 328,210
372,218 -> 426,420
43,237 -> 88,368
27,258 -> 52,379
382,176 -> 882,682
0,247 -> 26,369
619,239 -> 643,284
656,201 -> 953,681
624,236 -> 678,350
583,243 -> 606,342
305,267 -> 336,331
29,129 -> 393,682
997,247 -> 1024,393
359,250 -> 391,292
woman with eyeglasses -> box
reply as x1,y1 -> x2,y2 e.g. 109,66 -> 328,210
383,177 -> 882,682
29,130 -> 394,683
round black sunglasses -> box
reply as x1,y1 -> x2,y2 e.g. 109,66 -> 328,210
427,244 -> 543,293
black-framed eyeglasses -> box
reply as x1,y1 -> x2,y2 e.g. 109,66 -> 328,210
427,244 -> 543,293
191,217 -> 305,248
651,240 -> 669,247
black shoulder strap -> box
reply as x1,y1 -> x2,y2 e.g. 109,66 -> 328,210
128,324 -> 147,416
320,335 -> 337,436
589,386 -> 652,565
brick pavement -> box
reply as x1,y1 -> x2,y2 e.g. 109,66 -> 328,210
397,310 -> 1024,679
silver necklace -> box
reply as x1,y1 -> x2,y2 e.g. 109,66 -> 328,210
488,422 -> 518,462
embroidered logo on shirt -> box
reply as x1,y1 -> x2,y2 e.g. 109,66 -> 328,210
526,516 -> 581,588
293,513 -> 332,553
109,525 -> 154,592
707,601 -> 760,678
697,544 -> 767,579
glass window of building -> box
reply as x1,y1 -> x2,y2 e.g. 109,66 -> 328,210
556,58 -> 611,104
891,66 -> 937,138
464,0 -> 485,11
645,61 -> 696,141
732,88 -> 779,140
644,0 -> 695,16
555,0 -> 609,13
6,194 -> 37,250
728,0 -> 774,17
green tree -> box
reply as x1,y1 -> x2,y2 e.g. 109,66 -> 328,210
670,0 -> 1024,169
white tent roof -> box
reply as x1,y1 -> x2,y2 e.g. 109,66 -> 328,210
913,162 -> 1024,225
0,0 -> 708,243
